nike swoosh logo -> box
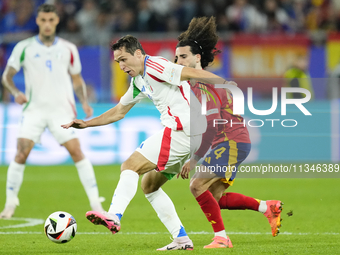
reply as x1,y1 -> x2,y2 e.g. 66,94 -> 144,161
167,246 -> 177,250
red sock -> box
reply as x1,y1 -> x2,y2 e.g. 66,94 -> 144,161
218,192 -> 260,211
196,190 -> 225,233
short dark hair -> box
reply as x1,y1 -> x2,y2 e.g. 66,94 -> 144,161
37,4 -> 58,15
177,17 -> 221,69
111,35 -> 146,55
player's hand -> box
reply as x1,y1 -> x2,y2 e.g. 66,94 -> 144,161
223,81 -> 237,94
82,103 -> 93,118
14,92 -> 28,105
227,81 -> 237,86
178,158 -> 198,179
61,119 -> 88,129
178,161 -> 191,179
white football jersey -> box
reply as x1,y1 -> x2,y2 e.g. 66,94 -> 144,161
7,36 -> 81,117
120,56 -> 207,136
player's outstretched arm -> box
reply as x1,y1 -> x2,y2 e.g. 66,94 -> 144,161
62,119 -> 87,129
1,65 -> 27,104
71,73 -> 93,118
61,102 -> 135,129
180,67 -> 237,87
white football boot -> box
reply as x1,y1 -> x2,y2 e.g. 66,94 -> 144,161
157,236 -> 194,251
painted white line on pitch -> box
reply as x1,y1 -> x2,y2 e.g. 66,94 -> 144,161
0,217 -> 44,229
0,231 -> 339,235
0,231 -> 43,234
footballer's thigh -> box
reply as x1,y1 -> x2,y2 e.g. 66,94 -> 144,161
15,111 -> 47,163
121,151 -> 157,175
17,111 -> 47,145
191,141 -> 251,199
47,113 -> 81,160
135,127 -> 197,176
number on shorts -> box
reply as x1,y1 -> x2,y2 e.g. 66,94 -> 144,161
214,147 -> 226,159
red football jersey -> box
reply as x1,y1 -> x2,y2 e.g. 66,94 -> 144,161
192,82 -> 250,158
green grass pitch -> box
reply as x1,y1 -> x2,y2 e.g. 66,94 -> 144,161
0,165 -> 339,254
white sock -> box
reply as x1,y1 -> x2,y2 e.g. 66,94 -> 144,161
258,200 -> 268,213
5,161 -> 25,207
145,188 -> 187,239
108,170 -> 139,219
75,158 -> 101,209
214,230 -> 228,239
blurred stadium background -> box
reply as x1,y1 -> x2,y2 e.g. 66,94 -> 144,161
0,0 -> 339,165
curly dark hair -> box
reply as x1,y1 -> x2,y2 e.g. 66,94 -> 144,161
111,35 -> 146,55
177,16 -> 221,69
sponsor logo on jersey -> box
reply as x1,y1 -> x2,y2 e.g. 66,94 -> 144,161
144,80 -> 154,93
169,68 -> 175,82
197,82 -> 221,107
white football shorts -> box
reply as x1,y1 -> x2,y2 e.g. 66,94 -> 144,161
136,127 -> 202,174
17,111 -> 77,144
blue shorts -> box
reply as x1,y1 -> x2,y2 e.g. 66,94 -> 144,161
202,141 -> 251,181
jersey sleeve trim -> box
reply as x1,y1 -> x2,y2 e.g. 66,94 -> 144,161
59,38 -> 82,74
146,59 -> 164,74
70,50 -> 74,66
20,48 -> 26,64
8,37 -> 34,71
133,78 -> 141,98
145,56 -> 183,86
147,72 -> 165,83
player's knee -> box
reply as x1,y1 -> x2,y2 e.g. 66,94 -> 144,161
69,150 -> 84,162
14,144 -> 30,163
63,139 -> 84,162
121,162 -> 131,172
141,181 -> 159,194
208,183 -> 227,202
209,188 -> 223,202
141,182 -> 148,194
190,179 -> 205,197
14,151 -> 28,164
